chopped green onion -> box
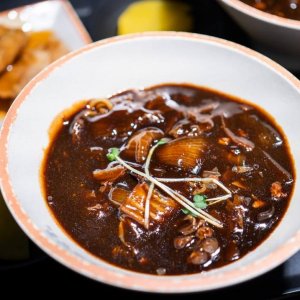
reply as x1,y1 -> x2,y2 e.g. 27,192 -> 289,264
106,148 -> 120,162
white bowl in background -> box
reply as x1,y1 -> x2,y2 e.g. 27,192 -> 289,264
218,0 -> 300,71
0,0 -> 91,126
0,32 -> 300,293
0,0 -> 91,49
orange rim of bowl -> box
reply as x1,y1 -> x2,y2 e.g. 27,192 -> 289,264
0,32 -> 300,293
221,0 -> 300,29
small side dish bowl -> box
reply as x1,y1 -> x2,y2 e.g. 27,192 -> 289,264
0,0 -> 92,126
0,0 -> 91,51
0,32 -> 300,293
218,0 -> 300,70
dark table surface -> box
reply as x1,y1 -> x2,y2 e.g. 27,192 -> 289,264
0,0 -> 299,298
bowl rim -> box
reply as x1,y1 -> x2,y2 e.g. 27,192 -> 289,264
219,0 -> 300,29
0,32 -> 300,293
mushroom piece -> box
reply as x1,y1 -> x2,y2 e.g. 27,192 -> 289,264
187,250 -> 209,265
196,226 -> 214,240
201,237 -> 219,254
173,235 -> 194,249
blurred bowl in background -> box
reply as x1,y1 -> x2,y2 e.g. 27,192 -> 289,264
218,0 -> 300,71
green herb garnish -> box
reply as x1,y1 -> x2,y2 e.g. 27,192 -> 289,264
181,194 -> 207,215
193,194 -> 208,209
106,148 -> 120,162
181,208 -> 197,217
181,208 -> 190,214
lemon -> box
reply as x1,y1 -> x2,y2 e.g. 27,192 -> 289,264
118,0 -> 193,35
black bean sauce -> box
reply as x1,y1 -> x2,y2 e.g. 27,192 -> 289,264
241,0 -> 300,21
43,84 -> 294,275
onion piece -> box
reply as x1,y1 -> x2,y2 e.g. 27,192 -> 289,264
87,98 -> 113,115
120,183 -> 177,227
108,187 -> 130,206
124,127 -> 164,163
93,165 -> 125,182
155,137 -> 206,170
221,117 -> 254,150
232,165 -> 254,173
263,151 -> 292,180
203,167 -> 221,179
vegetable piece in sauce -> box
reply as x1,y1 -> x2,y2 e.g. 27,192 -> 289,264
123,127 -> 164,163
93,165 -> 125,182
155,137 -> 206,171
120,183 -> 178,227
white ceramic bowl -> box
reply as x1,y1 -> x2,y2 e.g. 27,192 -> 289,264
0,32 -> 300,293
218,0 -> 300,70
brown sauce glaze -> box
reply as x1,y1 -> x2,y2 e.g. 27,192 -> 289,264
43,84 -> 294,275
241,0 -> 300,21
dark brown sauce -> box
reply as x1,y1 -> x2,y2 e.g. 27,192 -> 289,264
241,0 -> 300,21
42,84 -> 294,275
